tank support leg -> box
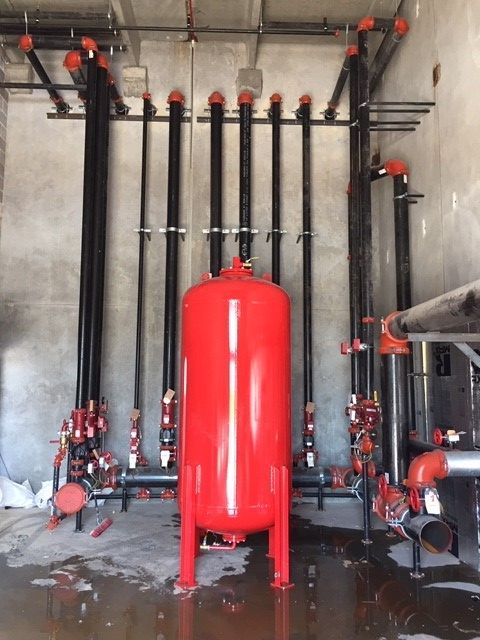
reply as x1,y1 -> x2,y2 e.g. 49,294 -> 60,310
176,465 -> 198,589
267,527 -> 275,558
271,465 -> 293,589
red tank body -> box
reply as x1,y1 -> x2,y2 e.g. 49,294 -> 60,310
177,258 -> 292,589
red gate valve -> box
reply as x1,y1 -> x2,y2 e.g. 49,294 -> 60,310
72,407 -> 87,444
341,338 -> 366,355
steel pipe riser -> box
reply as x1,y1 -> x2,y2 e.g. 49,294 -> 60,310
238,98 -> 253,261
209,99 -> 224,276
270,97 -> 281,284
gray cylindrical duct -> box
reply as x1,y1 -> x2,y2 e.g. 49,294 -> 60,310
403,514 -> 452,554
444,450 -> 480,477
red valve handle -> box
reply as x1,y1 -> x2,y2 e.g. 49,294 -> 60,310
409,487 -> 421,513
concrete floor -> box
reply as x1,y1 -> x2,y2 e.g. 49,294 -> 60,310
0,499 -> 480,639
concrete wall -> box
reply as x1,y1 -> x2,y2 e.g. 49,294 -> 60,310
0,40 -> 353,487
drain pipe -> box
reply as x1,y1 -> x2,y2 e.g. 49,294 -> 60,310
159,91 -> 184,468
369,18 -> 409,96
129,93 -> 156,472
18,34 -> 70,113
238,91 -> 254,262
208,91 -> 225,277
269,93 -> 282,285
324,46 -> 358,120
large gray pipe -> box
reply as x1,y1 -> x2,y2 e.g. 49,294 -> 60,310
389,279 -> 480,339
444,450 -> 480,477
404,514 -> 452,554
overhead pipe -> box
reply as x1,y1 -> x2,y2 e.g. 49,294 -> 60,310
208,91 -> 225,277
238,91 -> 254,262
18,34 -> 70,113
357,18 -> 375,400
269,93 -> 282,284
369,18 -> 409,96
385,279 -> 480,340
324,46 -> 358,120
14,33 -> 125,51
159,90 -> 185,467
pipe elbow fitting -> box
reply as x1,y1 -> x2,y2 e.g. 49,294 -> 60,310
346,45 -> 359,57
237,91 -> 254,106
97,53 -> 109,71
394,17 -> 409,37
357,16 -> 375,32
208,91 -> 225,106
81,36 -> 98,52
269,92 -> 282,104
405,449 -> 448,489
168,90 -> 185,105
384,158 -> 409,177
64,50 -> 83,72
18,34 -> 34,53
299,94 -> 312,105
380,312 -> 410,355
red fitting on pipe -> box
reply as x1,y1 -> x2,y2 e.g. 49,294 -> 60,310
18,34 -> 34,53
64,51 -> 83,72
299,94 -> 312,105
346,181 -> 352,195
404,449 -> 448,489
208,91 -> 225,105
237,91 -> 254,106
357,16 -> 376,32
384,158 -> 409,177
270,92 -> 282,104
380,312 -> 410,355
346,45 -> 359,57
97,53 -> 109,70
394,17 -> 410,37
142,91 -> 152,100
81,36 -> 98,52
168,90 -> 185,105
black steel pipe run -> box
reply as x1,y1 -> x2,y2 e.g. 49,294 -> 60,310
348,50 -> 361,394
325,48 -> 357,120
162,92 -> 184,397
381,353 -> 409,486
369,19 -> 409,96
297,95 -> 313,408
357,27 -> 375,400
238,92 -> 253,262
388,279 -> 480,340
19,35 -> 69,113
209,92 -> 224,277
269,93 -> 282,284
134,94 -> 155,409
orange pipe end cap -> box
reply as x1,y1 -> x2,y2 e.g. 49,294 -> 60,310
142,91 -> 152,100
270,92 -> 282,104
346,45 -> 359,57
168,90 -> 185,105
357,16 -> 375,32
63,50 -> 83,72
81,36 -> 98,52
384,158 -> 409,176
299,94 -> 312,105
394,17 -> 410,36
208,91 -> 225,106
97,53 -> 109,70
380,311 -> 410,355
18,34 -> 33,53
54,482 -> 86,515
237,91 -> 254,106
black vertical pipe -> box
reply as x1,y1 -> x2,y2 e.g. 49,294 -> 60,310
357,27 -> 374,400
75,50 -> 97,409
238,91 -> 253,262
298,95 -> 313,406
19,35 -> 70,112
348,51 -> 361,394
87,62 -> 110,402
209,92 -> 224,277
270,93 -> 282,285
381,352 -> 409,485
133,93 -> 154,408
162,91 -> 184,395
393,173 -> 411,311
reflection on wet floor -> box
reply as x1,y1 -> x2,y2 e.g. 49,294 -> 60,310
2,511 -> 480,639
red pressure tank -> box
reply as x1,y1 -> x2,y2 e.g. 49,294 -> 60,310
177,257 -> 292,589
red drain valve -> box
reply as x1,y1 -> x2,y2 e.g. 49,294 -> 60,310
54,482 -> 87,515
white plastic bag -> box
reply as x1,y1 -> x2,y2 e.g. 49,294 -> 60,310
0,477 -> 36,508
34,477 -> 66,509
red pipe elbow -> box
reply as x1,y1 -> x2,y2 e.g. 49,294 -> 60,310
64,51 -> 83,72
18,34 -> 34,53
394,17 -> 410,37
346,45 -> 359,57
81,36 -> 98,52
357,16 -> 375,32
384,159 -> 409,177
237,91 -> 254,106
380,312 -> 410,355
97,53 -> 109,71
405,450 -> 448,489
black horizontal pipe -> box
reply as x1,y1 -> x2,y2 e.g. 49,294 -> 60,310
120,467 -> 178,488
0,81 -> 83,91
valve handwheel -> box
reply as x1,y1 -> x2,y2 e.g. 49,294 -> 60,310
433,428 -> 443,446
409,486 -> 421,513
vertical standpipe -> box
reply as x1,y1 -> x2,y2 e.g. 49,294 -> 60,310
348,46 -> 361,393
208,92 -> 225,277
238,91 -> 254,262
269,93 -> 282,285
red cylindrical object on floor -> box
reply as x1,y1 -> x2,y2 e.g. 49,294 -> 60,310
177,257 -> 291,588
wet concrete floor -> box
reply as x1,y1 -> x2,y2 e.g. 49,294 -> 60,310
1,504 -> 480,639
